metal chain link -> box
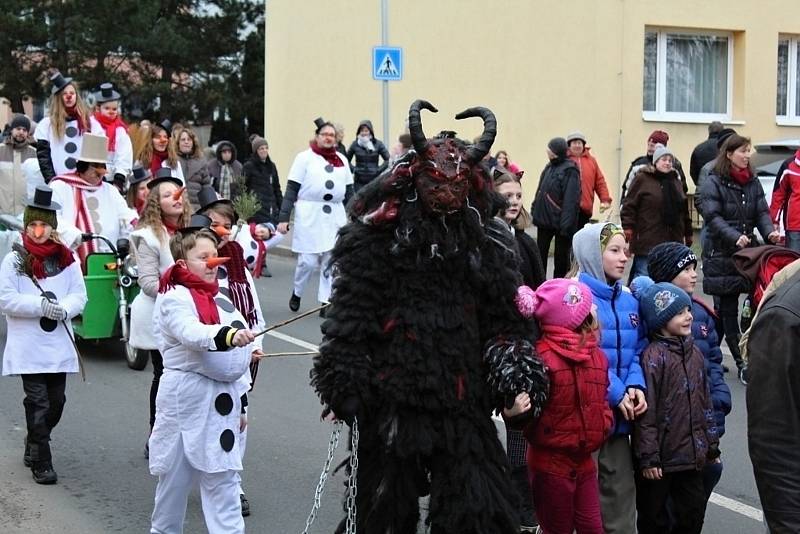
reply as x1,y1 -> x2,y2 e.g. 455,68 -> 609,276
301,421 -> 342,534
344,418 -> 360,534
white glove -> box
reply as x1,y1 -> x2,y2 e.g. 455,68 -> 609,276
41,298 -> 67,321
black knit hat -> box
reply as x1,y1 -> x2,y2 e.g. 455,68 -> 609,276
716,128 -> 737,149
647,242 -> 697,283
10,114 -> 30,132
547,137 -> 568,159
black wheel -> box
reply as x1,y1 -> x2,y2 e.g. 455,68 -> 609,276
126,342 -> 148,370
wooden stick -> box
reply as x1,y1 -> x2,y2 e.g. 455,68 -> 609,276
263,350 -> 319,358
253,303 -> 329,338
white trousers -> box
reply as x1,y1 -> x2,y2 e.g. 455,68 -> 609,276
293,251 -> 332,304
150,437 -> 244,534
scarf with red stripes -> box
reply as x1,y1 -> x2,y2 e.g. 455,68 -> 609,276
50,173 -> 101,270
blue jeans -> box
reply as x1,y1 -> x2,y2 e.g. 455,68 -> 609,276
628,254 -> 650,285
786,230 -> 800,252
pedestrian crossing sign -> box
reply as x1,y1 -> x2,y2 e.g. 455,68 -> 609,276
373,47 -> 403,81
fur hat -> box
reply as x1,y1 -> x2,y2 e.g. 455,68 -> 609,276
10,114 -> 30,132
631,276 -> 692,333
250,134 -> 268,153
516,279 -> 594,330
647,242 -> 697,284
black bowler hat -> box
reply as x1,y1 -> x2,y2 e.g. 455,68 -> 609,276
25,185 -> 62,211
195,186 -> 238,221
129,164 -> 152,186
157,119 -> 172,136
177,213 -> 219,241
50,71 -> 74,95
147,167 -> 183,190
94,82 -> 121,103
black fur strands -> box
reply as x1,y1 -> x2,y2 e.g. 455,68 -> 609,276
484,337 -> 549,415
311,100 -> 546,533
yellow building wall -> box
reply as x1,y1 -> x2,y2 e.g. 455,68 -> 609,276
266,0 -> 800,216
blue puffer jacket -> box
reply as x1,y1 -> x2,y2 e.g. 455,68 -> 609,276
691,297 -> 732,437
579,272 -> 647,436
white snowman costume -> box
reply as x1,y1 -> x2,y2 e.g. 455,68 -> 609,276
285,148 -> 352,303
33,115 -> 104,178
215,248 -> 266,495
149,283 -> 255,534
134,158 -> 185,183
49,175 -> 137,263
0,253 -> 86,376
128,226 -> 174,350
100,123 -> 133,180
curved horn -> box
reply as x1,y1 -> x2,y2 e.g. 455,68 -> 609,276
455,106 -> 497,163
408,100 -> 438,156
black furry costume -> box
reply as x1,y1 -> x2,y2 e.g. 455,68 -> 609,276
311,101 -> 548,534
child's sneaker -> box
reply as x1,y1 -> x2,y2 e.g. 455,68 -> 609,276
31,462 -> 57,485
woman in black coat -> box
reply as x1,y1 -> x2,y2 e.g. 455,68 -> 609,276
346,120 -> 390,191
697,134 -> 779,384
242,135 -> 283,225
530,137 -> 580,279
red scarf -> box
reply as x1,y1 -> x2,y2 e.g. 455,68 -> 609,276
21,234 -> 75,279
150,150 -> 169,175
537,324 -> 598,363
310,141 -> 344,167
219,241 -> 258,328
65,105 -> 86,134
158,264 -> 220,325
248,222 -> 268,279
50,172 -> 102,269
163,219 -> 182,236
93,112 -> 127,151
729,165 -> 752,186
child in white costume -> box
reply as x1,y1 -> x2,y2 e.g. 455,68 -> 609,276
92,82 -> 133,187
149,227 -> 263,534
0,185 -> 87,485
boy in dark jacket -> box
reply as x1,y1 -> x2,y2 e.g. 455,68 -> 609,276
647,242 -> 731,500
631,277 -> 721,534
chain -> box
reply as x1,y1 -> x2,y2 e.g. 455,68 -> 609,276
344,418 -> 360,534
301,421 -> 342,534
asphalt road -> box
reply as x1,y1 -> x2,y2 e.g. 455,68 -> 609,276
0,254 -> 765,533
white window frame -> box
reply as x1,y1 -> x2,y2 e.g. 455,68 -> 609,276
642,28 -> 734,124
777,36 -> 800,126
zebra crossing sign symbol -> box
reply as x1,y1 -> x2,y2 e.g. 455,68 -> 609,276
373,47 -> 403,81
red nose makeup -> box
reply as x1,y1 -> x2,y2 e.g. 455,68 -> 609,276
33,225 -> 45,238
205,257 -> 230,269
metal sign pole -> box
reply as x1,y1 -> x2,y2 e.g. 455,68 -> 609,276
381,0 -> 389,144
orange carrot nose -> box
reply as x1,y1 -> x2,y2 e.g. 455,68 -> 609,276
33,225 -> 45,238
212,225 -> 231,238
172,186 -> 186,201
205,256 -> 230,269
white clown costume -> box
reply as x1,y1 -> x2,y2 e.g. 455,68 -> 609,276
282,146 -> 353,304
149,279 -> 255,534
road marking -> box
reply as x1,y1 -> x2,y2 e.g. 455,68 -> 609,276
266,330 -> 319,352
268,325 -> 765,525
709,492 -> 763,522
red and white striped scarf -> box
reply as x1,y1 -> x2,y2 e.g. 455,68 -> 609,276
51,172 -> 100,269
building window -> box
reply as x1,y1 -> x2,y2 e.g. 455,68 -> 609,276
777,37 -> 800,122
643,29 -> 733,122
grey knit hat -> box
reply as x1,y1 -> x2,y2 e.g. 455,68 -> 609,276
566,131 -> 587,144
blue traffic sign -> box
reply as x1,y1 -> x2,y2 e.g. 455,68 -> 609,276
373,47 -> 403,81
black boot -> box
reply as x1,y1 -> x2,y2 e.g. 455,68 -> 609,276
289,293 -> 301,312
31,461 -> 57,485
